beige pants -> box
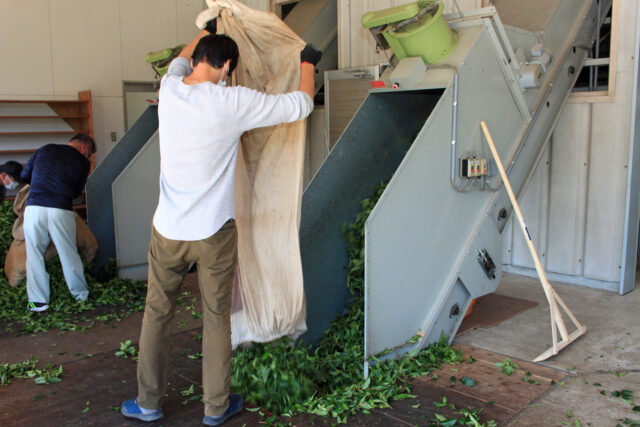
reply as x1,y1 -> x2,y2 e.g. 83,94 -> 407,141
136,220 -> 237,416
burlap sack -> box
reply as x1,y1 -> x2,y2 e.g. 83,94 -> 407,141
199,0 -> 308,347
4,185 -> 98,287
11,185 -> 29,241
5,240 -> 58,288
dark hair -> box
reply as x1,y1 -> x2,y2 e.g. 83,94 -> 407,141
69,133 -> 96,154
192,34 -> 239,74
0,161 -> 23,181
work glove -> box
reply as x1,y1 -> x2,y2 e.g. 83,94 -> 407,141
300,44 -> 322,66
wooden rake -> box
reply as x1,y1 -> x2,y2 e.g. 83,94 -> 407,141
480,121 -> 587,362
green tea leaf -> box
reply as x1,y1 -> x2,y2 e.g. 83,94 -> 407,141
460,376 -> 477,386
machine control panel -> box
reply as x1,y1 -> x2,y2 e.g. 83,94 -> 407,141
461,157 -> 488,178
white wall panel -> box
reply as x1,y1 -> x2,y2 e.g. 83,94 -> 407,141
546,103 -> 591,276
240,0 -> 269,11
502,217 -> 513,265
92,96 -> 126,166
49,0 -> 123,97
0,0 -> 54,97
120,0 -> 179,82
615,0 -> 636,74
177,0 -> 206,45
583,70 -> 634,282
0,0 -> 209,160
510,143 -> 551,270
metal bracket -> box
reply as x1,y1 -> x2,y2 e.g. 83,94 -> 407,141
477,248 -> 497,280
482,19 -> 532,121
448,8 -> 531,121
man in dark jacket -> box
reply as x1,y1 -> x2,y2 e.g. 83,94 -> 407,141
20,133 -> 95,312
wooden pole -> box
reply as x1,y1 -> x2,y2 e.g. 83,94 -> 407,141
480,121 -> 586,362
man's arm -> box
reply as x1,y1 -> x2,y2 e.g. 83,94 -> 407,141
232,44 -> 323,131
179,29 -> 210,60
298,64 -> 315,100
73,164 -> 90,199
298,44 -> 322,100
20,152 -> 37,184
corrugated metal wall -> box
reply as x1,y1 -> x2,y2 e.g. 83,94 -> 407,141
337,0 -> 637,291
504,0 -> 635,290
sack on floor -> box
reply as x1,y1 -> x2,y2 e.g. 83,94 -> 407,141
11,185 -> 29,241
4,185 -> 99,287
199,0 -> 308,347
76,216 -> 98,262
5,240 -> 58,288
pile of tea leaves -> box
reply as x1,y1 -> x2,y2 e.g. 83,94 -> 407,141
0,201 -> 148,334
231,183 -> 494,425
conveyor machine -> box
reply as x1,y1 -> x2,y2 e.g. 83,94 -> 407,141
87,0 -> 609,370
298,0 -> 609,372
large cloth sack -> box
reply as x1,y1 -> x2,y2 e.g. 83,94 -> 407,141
199,0 -> 308,347
4,185 -> 98,287
4,240 -> 58,288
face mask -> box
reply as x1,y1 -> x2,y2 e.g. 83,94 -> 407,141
217,65 -> 228,87
5,180 -> 18,190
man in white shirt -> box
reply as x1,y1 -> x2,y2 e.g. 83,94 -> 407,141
121,19 -> 321,426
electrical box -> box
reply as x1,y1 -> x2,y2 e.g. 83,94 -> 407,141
461,157 -> 488,178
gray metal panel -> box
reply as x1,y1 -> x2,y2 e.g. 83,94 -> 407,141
364,28 -> 524,358
620,0 -> 640,295
112,131 -> 160,280
86,106 -> 158,271
365,0 -> 601,360
299,89 -> 444,344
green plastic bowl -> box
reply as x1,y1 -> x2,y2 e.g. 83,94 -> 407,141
382,2 -> 458,65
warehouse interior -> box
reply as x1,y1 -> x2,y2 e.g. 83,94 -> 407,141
0,0 -> 639,426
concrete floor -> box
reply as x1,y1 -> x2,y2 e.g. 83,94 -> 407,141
454,273 -> 640,426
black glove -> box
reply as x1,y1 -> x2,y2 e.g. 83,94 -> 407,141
204,18 -> 217,34
300,44 -> 322,66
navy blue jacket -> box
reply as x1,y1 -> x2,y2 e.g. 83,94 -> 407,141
21,144 -> 90,211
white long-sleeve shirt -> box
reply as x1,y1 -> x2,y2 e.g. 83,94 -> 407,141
152,57 -> 314,241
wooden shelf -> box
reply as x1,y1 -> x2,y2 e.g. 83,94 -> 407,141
0,131 -> 88,136
0,149 -> 37,154
0,115 -> 88,119
0,91 -> 94,172
0,100 -> 86,104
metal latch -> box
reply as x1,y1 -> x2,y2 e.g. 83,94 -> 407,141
477,248 -> 496,280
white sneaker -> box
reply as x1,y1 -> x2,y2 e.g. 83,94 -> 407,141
28,302 -> 49,312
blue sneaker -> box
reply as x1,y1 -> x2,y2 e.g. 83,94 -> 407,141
203,394 -> 244,426
121,398 -> 164,422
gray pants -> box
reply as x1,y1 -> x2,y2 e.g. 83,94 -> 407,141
24,205 -> 89,303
